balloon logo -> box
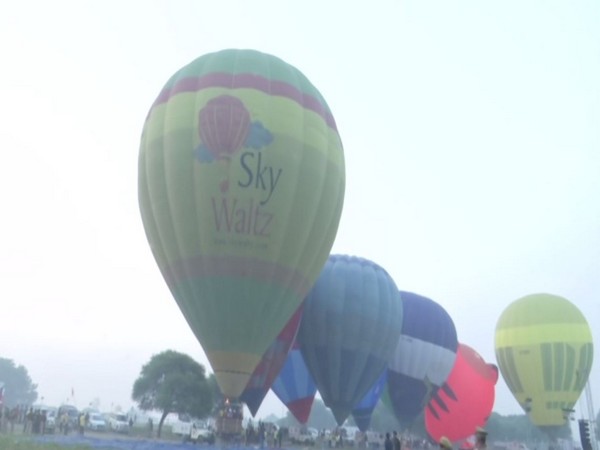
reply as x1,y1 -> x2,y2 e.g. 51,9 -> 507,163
199,95 -> 251,160
196,95 -> 254,192
139,49 -> 345,399
495,293 -> 594,430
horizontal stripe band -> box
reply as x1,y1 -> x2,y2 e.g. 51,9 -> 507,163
161,255 -> 311,298
149,72 -> 337,132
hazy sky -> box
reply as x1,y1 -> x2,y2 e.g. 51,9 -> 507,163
1,0 -> 599,422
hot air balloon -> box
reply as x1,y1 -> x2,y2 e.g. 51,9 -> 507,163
138,49 -> 345,398
425,343 -> 498,442
240,307 -> 303,416
272,341 -> 317,424
495,294 -> 594,431
387,291 -> 458,425
299,255 -> 403,425
352,370 -> 387,431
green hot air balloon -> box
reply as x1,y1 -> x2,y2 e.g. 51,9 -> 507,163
495,294 -> 593,431
138,49 -> 345,399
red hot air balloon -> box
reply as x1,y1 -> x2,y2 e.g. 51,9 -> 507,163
198,95 -> 251,160
425,343 -> 498,443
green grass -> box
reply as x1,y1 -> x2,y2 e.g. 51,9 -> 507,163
0,435 -> 96,450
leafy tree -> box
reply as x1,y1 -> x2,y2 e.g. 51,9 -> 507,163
132,350 -> 213,437
277,399 -> 338,430
369,401 -> 406,434
0,357 -> 38,406
207,373 -> 224,414
306,399 -> 339,430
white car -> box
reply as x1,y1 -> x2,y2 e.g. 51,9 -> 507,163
44,408 -> 58,434
108,413 -> 130,433
88,413 -> 107,431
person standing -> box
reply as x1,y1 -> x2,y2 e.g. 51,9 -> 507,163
385,433 -> 393,450
393,431 -> 401,450
78,413 -> 86,435
474,427 -> 487,450
439,436 -> 453,450
147,418 -> 153,438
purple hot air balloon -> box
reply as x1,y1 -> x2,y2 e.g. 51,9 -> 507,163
386,291 -> 458,425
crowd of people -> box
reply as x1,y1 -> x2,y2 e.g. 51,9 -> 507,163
0,405 -> 97,436
0,405 -> 48,434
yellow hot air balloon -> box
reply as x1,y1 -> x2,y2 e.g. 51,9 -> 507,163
495,294 -> 593,429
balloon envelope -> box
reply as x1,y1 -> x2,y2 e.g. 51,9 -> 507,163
495,293 -> 593,428
425,343 -> 498,442
271,340 -> 317,424
240,307 -> 303,416
352,370 -> 387,431
299,254 -> 403,425
387,291 -> 458,425
138,49 -> 345,398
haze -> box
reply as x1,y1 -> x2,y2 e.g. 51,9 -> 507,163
1,0 -> 598,421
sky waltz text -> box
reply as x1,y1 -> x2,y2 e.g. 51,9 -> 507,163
211,150 -> 282,238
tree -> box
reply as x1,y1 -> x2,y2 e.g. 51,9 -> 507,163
277,399 -> 338,430
207,373 -> 224,414
132,350 -> 213,437
0,357 -> 38,406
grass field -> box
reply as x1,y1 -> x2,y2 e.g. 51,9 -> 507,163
0,434 -> 95,450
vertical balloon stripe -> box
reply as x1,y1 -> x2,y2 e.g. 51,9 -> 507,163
575,344 -> 593,391
496,347 -> 524,394
553,343 -> 565,391
563,346 -> 575,390
541,344 -> 553,391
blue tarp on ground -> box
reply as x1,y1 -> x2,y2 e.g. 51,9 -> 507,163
35,435 -> 264,450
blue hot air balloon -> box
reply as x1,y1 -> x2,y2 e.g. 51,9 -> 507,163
299,255 -> 403,424
271,341 -> 317,424
386,291 -> 458,425
352,370 -> 388,431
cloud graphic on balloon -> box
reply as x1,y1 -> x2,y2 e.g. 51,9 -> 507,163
245,121 -> 273,150
194,144 -> 215,163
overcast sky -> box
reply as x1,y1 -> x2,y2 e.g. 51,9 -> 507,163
1,0 -> 598,422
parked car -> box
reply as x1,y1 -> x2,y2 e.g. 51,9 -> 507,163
45,408 -> 58,434
107,413 -> 129,433
172,419 -> 215,444
57,405 -> 79,431
289,426 -> 316,446
87,413 -> 107,431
